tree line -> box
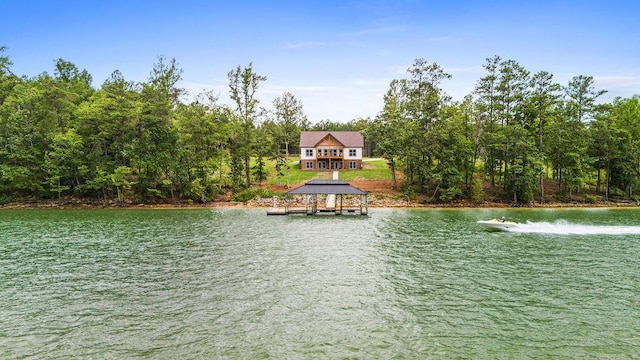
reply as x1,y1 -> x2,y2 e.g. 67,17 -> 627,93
367,56 -> 640,204
1,46 -> 639,204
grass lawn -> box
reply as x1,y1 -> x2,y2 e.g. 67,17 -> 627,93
267,157 -> 391,185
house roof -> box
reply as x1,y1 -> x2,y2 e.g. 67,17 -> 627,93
285,179 -> 368,195
299,131 -> 364,148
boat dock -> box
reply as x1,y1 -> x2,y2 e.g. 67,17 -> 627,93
266,178 -> 368,216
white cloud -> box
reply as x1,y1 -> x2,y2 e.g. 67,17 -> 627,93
593,75 -> 640,87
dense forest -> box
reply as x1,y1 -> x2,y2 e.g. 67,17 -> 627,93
1,46 -> 639,205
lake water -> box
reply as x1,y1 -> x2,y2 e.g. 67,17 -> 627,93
1,207 -> 639,358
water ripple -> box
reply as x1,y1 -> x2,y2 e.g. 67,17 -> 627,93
1,208 -> 639,358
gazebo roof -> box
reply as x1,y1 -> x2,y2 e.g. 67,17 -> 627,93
285,179 -> 368,195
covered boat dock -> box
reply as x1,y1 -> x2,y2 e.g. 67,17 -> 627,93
267,179 -> 368,216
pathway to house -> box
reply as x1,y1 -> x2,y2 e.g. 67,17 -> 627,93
325,171 -> 338,209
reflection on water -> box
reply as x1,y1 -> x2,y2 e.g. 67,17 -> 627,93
1,208 -> 639,358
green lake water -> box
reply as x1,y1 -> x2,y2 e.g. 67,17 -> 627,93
1,208 -> 639,358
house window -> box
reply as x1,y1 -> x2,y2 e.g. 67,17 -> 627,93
323,149 -> 328,156
349,161 -> 357,169
305,149 -> 313,157
319,161 -> 327,169
349,149 -> 357,157
331,149 -> 337,156
305,161 -> 313,169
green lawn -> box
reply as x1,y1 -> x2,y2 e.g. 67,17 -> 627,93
267,157 -> 391,185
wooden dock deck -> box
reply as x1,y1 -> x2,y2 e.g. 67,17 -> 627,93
266,207 -> 367,216
266,208 -> 310,215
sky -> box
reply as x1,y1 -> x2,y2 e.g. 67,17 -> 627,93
4,0 -> 640,123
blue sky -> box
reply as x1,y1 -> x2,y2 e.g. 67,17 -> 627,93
4,0 -> 639,123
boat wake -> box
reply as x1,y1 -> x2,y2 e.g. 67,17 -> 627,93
506,220 -> 640,235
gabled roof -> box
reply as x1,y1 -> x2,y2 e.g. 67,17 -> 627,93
286,179 -> 367,195
299,131 -> 364,148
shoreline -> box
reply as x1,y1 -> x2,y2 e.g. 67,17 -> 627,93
2,199 -> 639,210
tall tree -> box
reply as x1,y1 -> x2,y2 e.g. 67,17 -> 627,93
228,62 -> 267,189
133,56 -> 182,198
46,59 -> 94,131
273,91 -> 306,188
496,59 -> 530,190
552,75 -> 606,196
366,79 -> 406,189
0,79 -> 44,197
474,55 -> 502,186
403,58 -> 451,192
432,101 -> 474,201
527,71 -> 561,200
174,91 -> 231,200
607,96 -> 640,198
43,129 -> 84,200
565,75 -> 606,123
74,70 -> 141,193
0,46 -> 19,106
587,105 -> 622,199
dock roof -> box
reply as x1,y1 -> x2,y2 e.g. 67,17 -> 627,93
285,179 -> 367,195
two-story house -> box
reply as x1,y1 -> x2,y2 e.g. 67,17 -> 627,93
299,131 -> 364,171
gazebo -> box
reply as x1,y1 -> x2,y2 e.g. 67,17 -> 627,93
267,179 -> 368,215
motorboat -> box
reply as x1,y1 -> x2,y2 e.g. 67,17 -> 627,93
477,218 -> 519,231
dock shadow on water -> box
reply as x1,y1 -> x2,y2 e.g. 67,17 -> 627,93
1,208 -> 639,358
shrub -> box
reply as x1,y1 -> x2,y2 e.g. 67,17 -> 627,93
440,187 -> 462,203
396,184 -> 416,202
584,194 -> 597,204
188,178 -> 208,203
232,188 -> 260,202
471,176 -> 485,204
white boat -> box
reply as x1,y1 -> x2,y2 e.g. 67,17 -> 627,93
477,218 -> 519,231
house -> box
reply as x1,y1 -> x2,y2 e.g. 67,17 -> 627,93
299,131 -> 364,171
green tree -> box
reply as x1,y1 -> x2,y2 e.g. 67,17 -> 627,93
366,80 -> 406,189
403,58 -> 451,193
132,56 -> 182,199
587,106 -> 622,200
527,70 -> 561,200
496,59 -> 530,193
431,103 -> 474,201
43,129 -> 84,200
0,79 -> 47,197
0,46 -> 20,107
174,91 -> 231,199
273,91 -> 306,188
228,62 -> 267,189
252,125 -> 269,187
40,59 -> 94,132
74,70 -> 141,196
110,166 -> 134,204
552,75 -> 606,196
607,96 -> 640,198
565,75 -> 607,123
475,55 -> 502,187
